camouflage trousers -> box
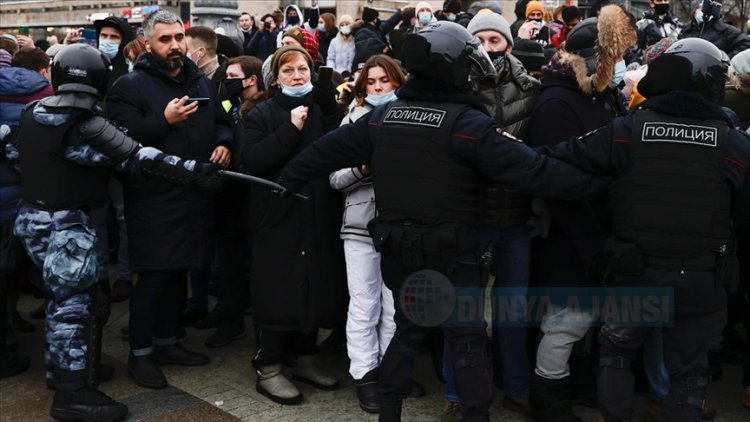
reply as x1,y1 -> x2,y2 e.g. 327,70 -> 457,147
14,203 -> 100,372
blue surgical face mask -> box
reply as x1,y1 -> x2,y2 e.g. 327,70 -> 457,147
418,12 -> 432,26
318,23 -> 326,31
365,90 -> 397,107
98,39 -> 120,59
695,10 -> 704,24
280,80 -> 313,97
610,60 -> 626,89
446,13 -> 457,22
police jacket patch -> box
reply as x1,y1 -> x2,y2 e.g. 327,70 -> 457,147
383,106 -> 446,128
642,122 -> 718,147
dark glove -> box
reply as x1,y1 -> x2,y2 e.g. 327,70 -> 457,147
194,162 -> 224,193
312,80 -> 338,114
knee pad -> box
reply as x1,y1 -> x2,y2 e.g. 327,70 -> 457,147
671,372 -> 709,410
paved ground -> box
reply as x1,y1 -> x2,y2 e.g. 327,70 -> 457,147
1,294 -> 748,422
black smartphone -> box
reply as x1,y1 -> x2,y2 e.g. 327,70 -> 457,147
317,66 -> 333,87
187,97 -> 211,107
82,29 -> 97,46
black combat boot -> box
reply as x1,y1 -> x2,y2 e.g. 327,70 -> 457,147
355,368 -> 380,413
50,369 -> 128,422
378,400 -> 402,422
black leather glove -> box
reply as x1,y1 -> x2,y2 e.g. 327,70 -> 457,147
194,162 -> 224,193
312,80 -> 338,114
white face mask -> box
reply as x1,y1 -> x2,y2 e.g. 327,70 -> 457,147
365,90 -> 398,107
340,25 -> 351,35
280,80 -> 313,97
610,60 -> 626,88
418,12 -> 432,26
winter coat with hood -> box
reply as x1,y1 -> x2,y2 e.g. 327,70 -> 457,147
239,85 -> 346,333
527,5 -> 634,290
473,53 -> 540,228
0,67 -> 53,221
635,9 -> 680,54
679,15 -> 750,59
95,17 -> 135,91
276,4 -> 320,47
105,53 -> 233,271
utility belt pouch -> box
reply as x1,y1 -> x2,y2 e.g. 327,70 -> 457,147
606,238 -> 645,277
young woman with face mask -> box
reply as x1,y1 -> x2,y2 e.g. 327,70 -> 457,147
238,45 -> 345,406
326,14 -> 355,75
317,13 -> 337,63
328,55 -> 409,414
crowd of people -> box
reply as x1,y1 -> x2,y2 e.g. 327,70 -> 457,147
0,0 -> 749,421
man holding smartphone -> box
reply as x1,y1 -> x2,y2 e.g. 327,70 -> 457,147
246,13 -> 278,60
105,10 -> 233,390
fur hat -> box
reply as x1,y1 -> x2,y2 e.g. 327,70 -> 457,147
558,4 -> 636,95
271,45 -> 313,77
467,10 -> 513,48
443,0 -> 463,14
525,1 -> 544,18
362,7 -> 379,23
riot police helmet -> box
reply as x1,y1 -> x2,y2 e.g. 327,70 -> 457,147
52,43 -> 111,98
398,21 -> 495,87
638,38 -> 729,104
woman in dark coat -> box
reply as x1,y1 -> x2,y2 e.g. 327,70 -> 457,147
239,45 -> 346,405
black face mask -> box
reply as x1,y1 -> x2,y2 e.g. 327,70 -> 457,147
487,51 -> 506,73
287,15 -> 300,26
224,78 -> 245,99
654,3 -> 670,15
528,18 -> 542,23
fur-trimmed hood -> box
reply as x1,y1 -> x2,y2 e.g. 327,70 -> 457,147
558,5 -> 636,95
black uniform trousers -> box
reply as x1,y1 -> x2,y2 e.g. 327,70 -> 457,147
129,270 -> 188,351
375,222 -> 494,421
597,269 -> 725,422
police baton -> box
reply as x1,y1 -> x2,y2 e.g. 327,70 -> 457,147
217,170 -> 309,200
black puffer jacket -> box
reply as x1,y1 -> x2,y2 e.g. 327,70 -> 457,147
473,54 -> 540,227
679,17 -> 750,58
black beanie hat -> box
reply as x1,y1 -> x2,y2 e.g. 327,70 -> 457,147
561,6 -> 581,24
513,39 -> 546,72
362,7 -> 379,23
443,0 -> 463,14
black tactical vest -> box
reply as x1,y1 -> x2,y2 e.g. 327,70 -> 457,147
18,103 -> 109,210
369,100 -> 485,224
609,109 -> 733,267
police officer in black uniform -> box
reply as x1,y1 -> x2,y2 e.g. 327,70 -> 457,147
8,44 -> 221,422
277,22 -> 611,422
543,38 -> 749,421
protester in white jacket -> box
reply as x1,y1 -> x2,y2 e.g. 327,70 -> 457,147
326,14 -> 355,75
328,55 -> 406,414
